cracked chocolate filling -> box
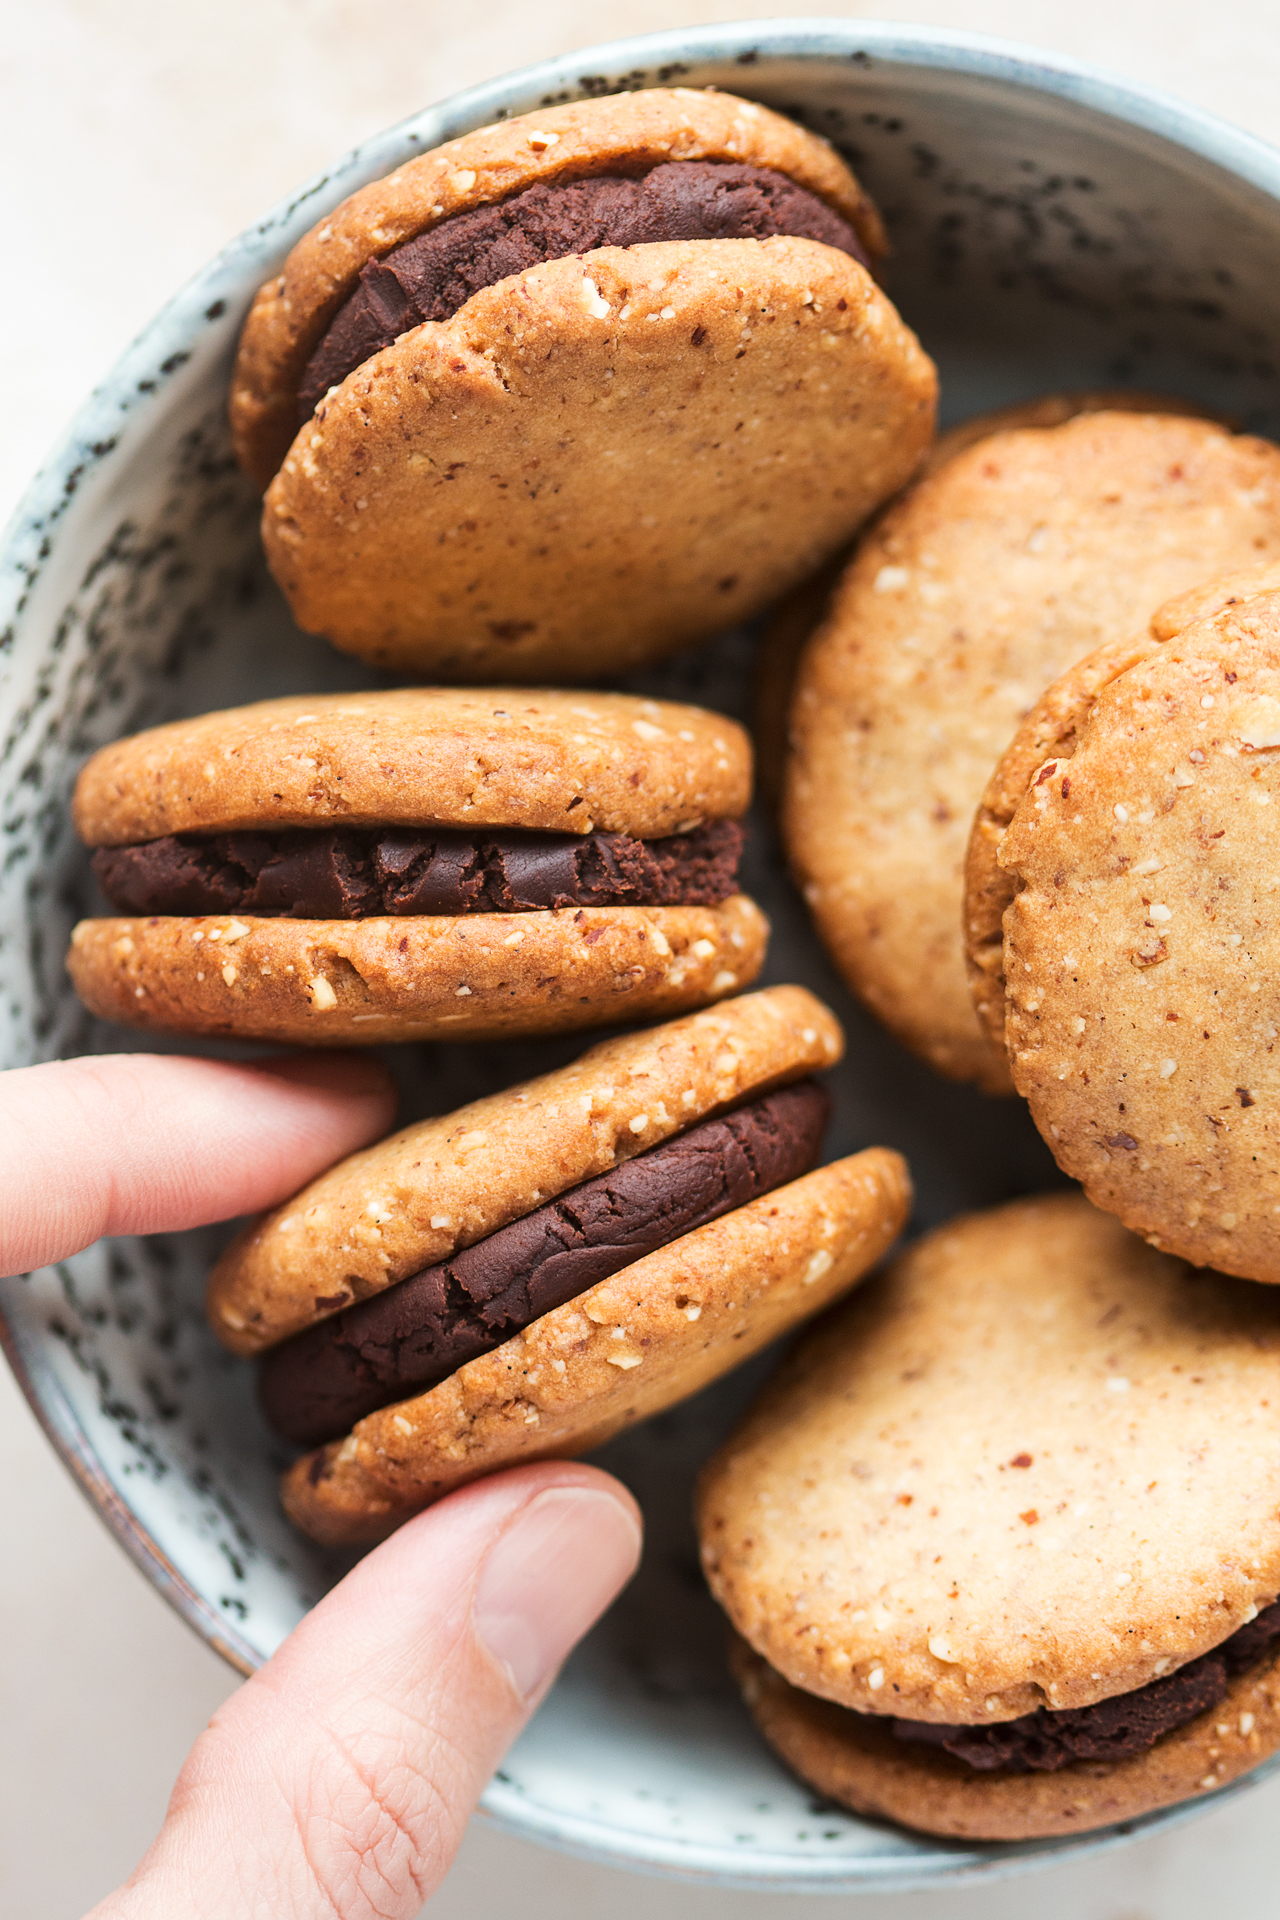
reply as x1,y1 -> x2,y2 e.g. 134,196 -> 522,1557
259,1077 -> 830,1447
298,159 -> 870,420
889,1599 -> 1280,1773
93,818 -> 743,920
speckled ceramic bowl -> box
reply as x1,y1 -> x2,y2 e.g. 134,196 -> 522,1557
5,19 -> 1280,1893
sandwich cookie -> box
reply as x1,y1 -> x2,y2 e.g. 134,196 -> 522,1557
68,688 -> 764,1045
699,1194 -> 1280,1839
208,985 -> 911,1545
232,88 -> 936,680
783,402 -> 1280,1094
998,587 -> 1280,1282
965,558 -> 1280,1067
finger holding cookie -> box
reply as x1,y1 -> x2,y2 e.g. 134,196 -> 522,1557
203,985 -> 911,1546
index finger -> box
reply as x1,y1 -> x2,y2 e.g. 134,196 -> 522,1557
0,1051 -> 395,1274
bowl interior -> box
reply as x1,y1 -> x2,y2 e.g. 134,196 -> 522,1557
4,22 -> 1280,1891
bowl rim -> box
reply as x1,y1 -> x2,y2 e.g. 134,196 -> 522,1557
4,14 -> 1280,1890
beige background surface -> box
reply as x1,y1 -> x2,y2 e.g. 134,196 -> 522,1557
3,2 -> 1280,1914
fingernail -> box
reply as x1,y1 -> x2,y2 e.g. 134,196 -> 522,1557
472,1488 -> 642,1701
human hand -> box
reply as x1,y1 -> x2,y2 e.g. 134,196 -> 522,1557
90,1457 -> 640,1919
0,1051 -> 642,1919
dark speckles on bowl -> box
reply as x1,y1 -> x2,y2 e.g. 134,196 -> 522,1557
3,20 -> 1280,1892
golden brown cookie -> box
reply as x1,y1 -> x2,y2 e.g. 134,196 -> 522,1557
232,88 -> 886,489
965,560 -> 1280,1066
1000,591 -> 1280,1281
698,1194 -> 1280,1838
72,688 -> 750,845
67,897 -> 765,1047
965,629 -> 1162,1060
210,981 -> 843,1352
233,88 -> 935,681
731,1634 -> 1280,1842
260,238 -> 935,681
68,688 -> 765,1046
783,406 -> 1280,1094
283,1147 -> 910,1546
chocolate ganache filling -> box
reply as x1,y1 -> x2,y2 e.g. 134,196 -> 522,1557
298,160 -> 870,420
93,818 -> 743,920
260,1077 -> 830,1448
889,1599 -> 1280,1773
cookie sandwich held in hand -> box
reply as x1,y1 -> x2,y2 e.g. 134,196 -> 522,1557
207,985 -> 911,1546
231,87 -> 937,681
783,397 -> 1280,1094
994,582 -> 1280,1282
699,1194 -> 1280,1840
68,688 -> 766,1045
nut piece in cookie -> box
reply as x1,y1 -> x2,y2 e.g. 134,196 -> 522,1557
67,687 -> 765,1045
1000,587 -> 1280,1282
784,402 -> 1280,1094
206,984 -> 912,1545
698,1193 -> 1280,1839
232,88 -> 936,680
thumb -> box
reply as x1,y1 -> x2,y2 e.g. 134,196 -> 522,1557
89,1462 -> 642,1920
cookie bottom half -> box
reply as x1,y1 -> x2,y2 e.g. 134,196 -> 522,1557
282,1149 -> 910,1546
67,896 -> 766,1043
731,1635 -> 1280,1841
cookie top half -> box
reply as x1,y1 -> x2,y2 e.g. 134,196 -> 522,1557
232,88 -> 885,489
784,407 -> 1280,1094
698,1193 -> 1280,1724
1001,590 -> 1280,1281
73,688 -> 750,846
259,235 -> 934,682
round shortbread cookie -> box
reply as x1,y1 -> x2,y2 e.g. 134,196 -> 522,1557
67,894 -> 766,1047
209,981 -> 842,1354
72,688 -> 750,847
231,88 -> 886,490
261,236 -> 935,681
753,397 -> 1211,820
783,408 -> 1280,1094
282,1147 -> 911,1546
965,560 -> 1280,1068
731,1632 -> 1280,1842
1001,592 -> 1280,1280
697,1194 -> 1280,1720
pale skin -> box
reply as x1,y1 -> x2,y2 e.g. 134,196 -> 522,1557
0,1051 -> 642,1919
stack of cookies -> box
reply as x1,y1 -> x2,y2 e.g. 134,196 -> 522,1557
67,92 -> 927,1554
65,79 -> 1280,1849
699,1195 -> 1280,1839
